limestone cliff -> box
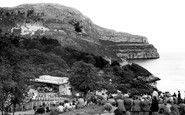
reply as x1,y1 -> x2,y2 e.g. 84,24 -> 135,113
0,3 -> 159,61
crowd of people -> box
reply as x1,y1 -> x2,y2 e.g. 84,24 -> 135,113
32,90 -> 185,115
34,97 -> 87,115
36,86 -> 58,93
32,93 -> 68,102
99,90 -> 185,115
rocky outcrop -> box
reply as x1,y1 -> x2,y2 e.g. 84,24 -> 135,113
114,44 -> 159,59
0,3 -> 159,61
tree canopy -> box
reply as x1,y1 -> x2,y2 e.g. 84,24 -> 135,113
0,33 -> 157,112
69,61 -> 105,95
0,34 -> 35,114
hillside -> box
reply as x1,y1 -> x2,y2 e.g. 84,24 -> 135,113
0,34 -> 160,95
0,3 -> 161,95
0,3 -> 159,61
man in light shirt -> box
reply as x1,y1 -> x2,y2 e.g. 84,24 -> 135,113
57,102 -> 64,113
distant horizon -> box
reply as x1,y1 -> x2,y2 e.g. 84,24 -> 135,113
131,52 -> 185,96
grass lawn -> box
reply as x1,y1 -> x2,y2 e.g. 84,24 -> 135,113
0,105 -> 104,115
59,105 -> 104,115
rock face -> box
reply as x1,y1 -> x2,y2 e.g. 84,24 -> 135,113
0,3 -> 159,61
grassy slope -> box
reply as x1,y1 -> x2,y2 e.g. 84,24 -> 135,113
59,105 -> 104,115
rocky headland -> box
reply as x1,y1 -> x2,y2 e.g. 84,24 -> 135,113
0,3 -> 159,62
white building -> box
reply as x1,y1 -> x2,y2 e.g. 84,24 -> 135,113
34,75 -> 72,95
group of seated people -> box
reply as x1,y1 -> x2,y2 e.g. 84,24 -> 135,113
34,98 -> 86,115
33,93 -> 70,103
36,86 -> 57,93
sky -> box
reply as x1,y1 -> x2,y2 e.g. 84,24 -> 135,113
1,0 -> 185,54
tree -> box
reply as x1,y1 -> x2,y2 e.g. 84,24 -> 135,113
83,55 -> 96,65
129,80 -> 153,95
10,63 -> 34,115
0,35 -> 35,114
0,63 -> 15,115
69,61 -> 104,96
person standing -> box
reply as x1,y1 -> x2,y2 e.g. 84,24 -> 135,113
178,91 -> 182,104
115,96 -> 126,115
124,94 -> 133,115
140,96 -> 151,115
132,96 -> 141,115
150,96 -> 159,115
163,100 -> 171,115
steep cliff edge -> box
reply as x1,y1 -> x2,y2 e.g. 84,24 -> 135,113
0,3 -> 159,61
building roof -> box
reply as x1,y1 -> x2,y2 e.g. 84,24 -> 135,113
34,75 -> 68,85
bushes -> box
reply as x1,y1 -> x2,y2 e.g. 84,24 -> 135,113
0,33 -> 155,96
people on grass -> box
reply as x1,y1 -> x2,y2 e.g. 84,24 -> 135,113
33,90 -> 185,115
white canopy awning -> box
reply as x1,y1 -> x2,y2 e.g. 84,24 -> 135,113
34,75 -> 68,85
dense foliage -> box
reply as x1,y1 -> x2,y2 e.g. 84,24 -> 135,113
0,33 -> 155,113
69,61 -> 105,95
0,34 -> 35,114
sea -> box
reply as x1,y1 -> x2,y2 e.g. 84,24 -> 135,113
130,52 -> 185,97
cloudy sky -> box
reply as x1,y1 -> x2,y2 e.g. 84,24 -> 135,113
1,0 -> 185,53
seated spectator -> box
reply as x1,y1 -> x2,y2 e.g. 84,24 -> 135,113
108,95 -> 116,105
33,105 -> 37,114
71,100 -> 77,110
49,104 -> 58,115
170,101 -> 180,115
101,93 -> 108,105
110,102 -> 117,113
36,105 -> 45,114
76,97 -> 87,109
46,106 -> 50,113
57,102 -> 64,113
64,100 -> 72,111
91,95 -> 97,104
